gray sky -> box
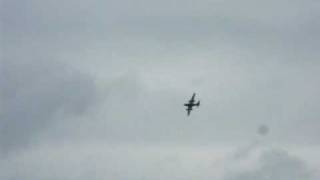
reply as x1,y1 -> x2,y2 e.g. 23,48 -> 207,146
1,0 -> 320,179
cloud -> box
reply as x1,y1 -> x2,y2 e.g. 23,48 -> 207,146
0,144 -> 220,180
224,148 -> 318,180
1,0 -> 320,150
0,57 -> 97,153
1,0 -> 320,179
0,143 -> 319,180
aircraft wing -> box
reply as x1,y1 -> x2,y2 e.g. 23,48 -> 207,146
187,108 -> 192,116
189,93 -> 196,103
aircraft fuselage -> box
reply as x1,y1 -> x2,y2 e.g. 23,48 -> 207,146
184,93 -> 200,116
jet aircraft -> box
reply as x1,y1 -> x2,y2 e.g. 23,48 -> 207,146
184,93 -> 200,116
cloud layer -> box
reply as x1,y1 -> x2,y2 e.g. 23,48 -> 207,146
225,148 -> 318,180
1,0 -> 320,179
1,143 -> 318,180
0,57 -> 97,152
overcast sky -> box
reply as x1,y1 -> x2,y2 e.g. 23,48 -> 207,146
1,0 -> 320,179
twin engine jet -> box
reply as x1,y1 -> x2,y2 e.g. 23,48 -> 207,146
184,93 -> 200,116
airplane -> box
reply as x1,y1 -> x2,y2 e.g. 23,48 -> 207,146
184,93 -> 200,116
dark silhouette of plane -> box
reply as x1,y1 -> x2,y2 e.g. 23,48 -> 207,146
184,93 -> 200,116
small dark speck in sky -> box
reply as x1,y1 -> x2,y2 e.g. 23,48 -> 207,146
258,124 -> 269,136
